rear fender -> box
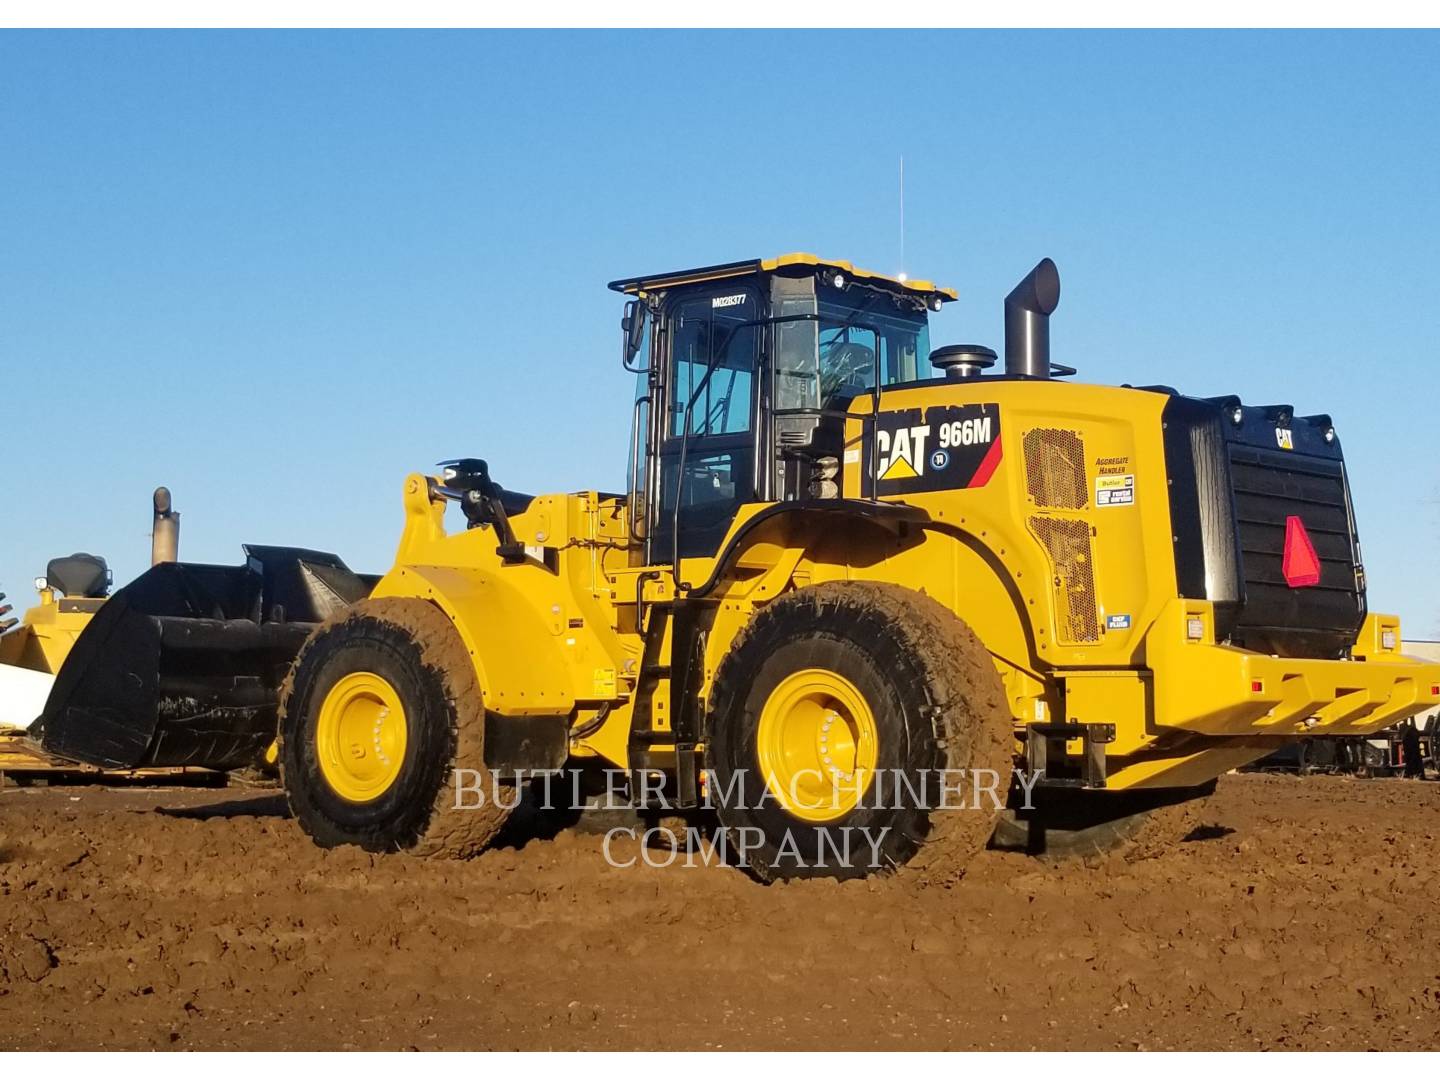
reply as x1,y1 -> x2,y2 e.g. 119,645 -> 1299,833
716,504 -> 1039,671
698,504 -> 1041,711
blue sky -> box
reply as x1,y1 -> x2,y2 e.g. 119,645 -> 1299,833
2,30 -> 1437,635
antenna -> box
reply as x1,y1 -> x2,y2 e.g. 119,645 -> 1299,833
898,155 -> 906,282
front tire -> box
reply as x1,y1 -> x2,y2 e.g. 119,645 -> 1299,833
707,582 -> 1013,882
279,597 -> 510,856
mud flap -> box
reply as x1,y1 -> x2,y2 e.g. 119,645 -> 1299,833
483,714 -> 569,774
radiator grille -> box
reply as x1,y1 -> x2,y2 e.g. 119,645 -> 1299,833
1028,515 -> 1101,644
1023,428 -> 1088,509
1226,445 -> 1363,655
1158,394 -> 1366,660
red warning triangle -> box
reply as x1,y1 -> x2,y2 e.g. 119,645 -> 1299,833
1282,515 -> 1321,588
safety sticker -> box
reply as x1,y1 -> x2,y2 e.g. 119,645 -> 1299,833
1095,474 -> 1135,506
1106,614 -> 1132,630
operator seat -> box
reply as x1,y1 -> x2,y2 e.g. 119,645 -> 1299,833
45,553 -> 110,598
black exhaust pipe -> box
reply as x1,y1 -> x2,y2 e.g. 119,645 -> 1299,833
1004,258 -> 1061,378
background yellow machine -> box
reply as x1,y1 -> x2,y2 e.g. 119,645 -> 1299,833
0,554 -> 112,776
5,489 -> 373,780
24,253 -> 1439,876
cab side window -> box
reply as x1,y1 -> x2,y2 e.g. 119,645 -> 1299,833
668,297 -> 757,437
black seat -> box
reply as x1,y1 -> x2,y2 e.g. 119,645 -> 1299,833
46,553 -> 110,599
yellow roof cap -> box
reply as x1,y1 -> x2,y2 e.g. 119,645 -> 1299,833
608,253 -> 957,301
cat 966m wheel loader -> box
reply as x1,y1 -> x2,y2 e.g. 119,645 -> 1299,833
266,252 -> 1439,877
33,252 -> 1434,876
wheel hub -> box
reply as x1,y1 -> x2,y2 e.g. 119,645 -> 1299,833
316,671 -> 408,802
756,667 -> 878,822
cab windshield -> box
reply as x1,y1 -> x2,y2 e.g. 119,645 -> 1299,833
772,279 -> 932,416
816,284 -> 931,402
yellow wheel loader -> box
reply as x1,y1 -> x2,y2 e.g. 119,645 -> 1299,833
36,253 -> 1440,876
265,252 -> 1440,877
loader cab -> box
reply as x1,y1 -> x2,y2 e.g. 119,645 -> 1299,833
610,255 -> 954,567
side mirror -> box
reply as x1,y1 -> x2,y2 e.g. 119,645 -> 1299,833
622,299 -> 647,370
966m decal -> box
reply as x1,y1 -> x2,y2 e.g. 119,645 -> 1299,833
863,403 -> 1002,496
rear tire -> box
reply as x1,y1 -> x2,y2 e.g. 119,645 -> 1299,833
990,781 -> 1216,860
707,582 -> 1013,882
279,597 -> 510,856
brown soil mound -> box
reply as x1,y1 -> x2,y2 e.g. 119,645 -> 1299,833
2,772 -> 1438,1050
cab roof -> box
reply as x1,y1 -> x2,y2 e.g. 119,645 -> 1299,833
607,252 -> 958,303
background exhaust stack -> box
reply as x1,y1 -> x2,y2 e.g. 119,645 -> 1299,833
151,486 -> 180,565
1004,258 -> 1061,378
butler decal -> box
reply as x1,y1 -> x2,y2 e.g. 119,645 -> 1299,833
864,403 -> 1003,496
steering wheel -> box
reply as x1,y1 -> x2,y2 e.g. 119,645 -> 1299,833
821,342 -> 876,399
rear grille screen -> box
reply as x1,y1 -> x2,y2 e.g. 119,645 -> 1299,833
1028,515 -> 1101,644
1023,428 -> 1088,509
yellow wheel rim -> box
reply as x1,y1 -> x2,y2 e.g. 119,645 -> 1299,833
756,667 -> 878,823
315,671 -> 408,802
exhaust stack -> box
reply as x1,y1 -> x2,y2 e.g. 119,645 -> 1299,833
1004,258 -> 1061,378
151,486 -> 180,566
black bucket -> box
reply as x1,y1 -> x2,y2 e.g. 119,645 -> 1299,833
33,545 -> 375,770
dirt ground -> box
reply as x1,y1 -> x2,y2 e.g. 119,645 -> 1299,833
2,771 -> 1439,1051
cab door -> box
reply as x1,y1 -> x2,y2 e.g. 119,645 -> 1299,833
650,281 -> 761,564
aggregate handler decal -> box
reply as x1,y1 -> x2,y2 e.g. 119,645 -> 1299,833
862,403 -> 1002,496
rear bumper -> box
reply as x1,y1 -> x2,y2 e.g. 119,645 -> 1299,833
1148,601 -> 1440,738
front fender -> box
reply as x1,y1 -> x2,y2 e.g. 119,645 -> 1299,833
371,565 -> 576,716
